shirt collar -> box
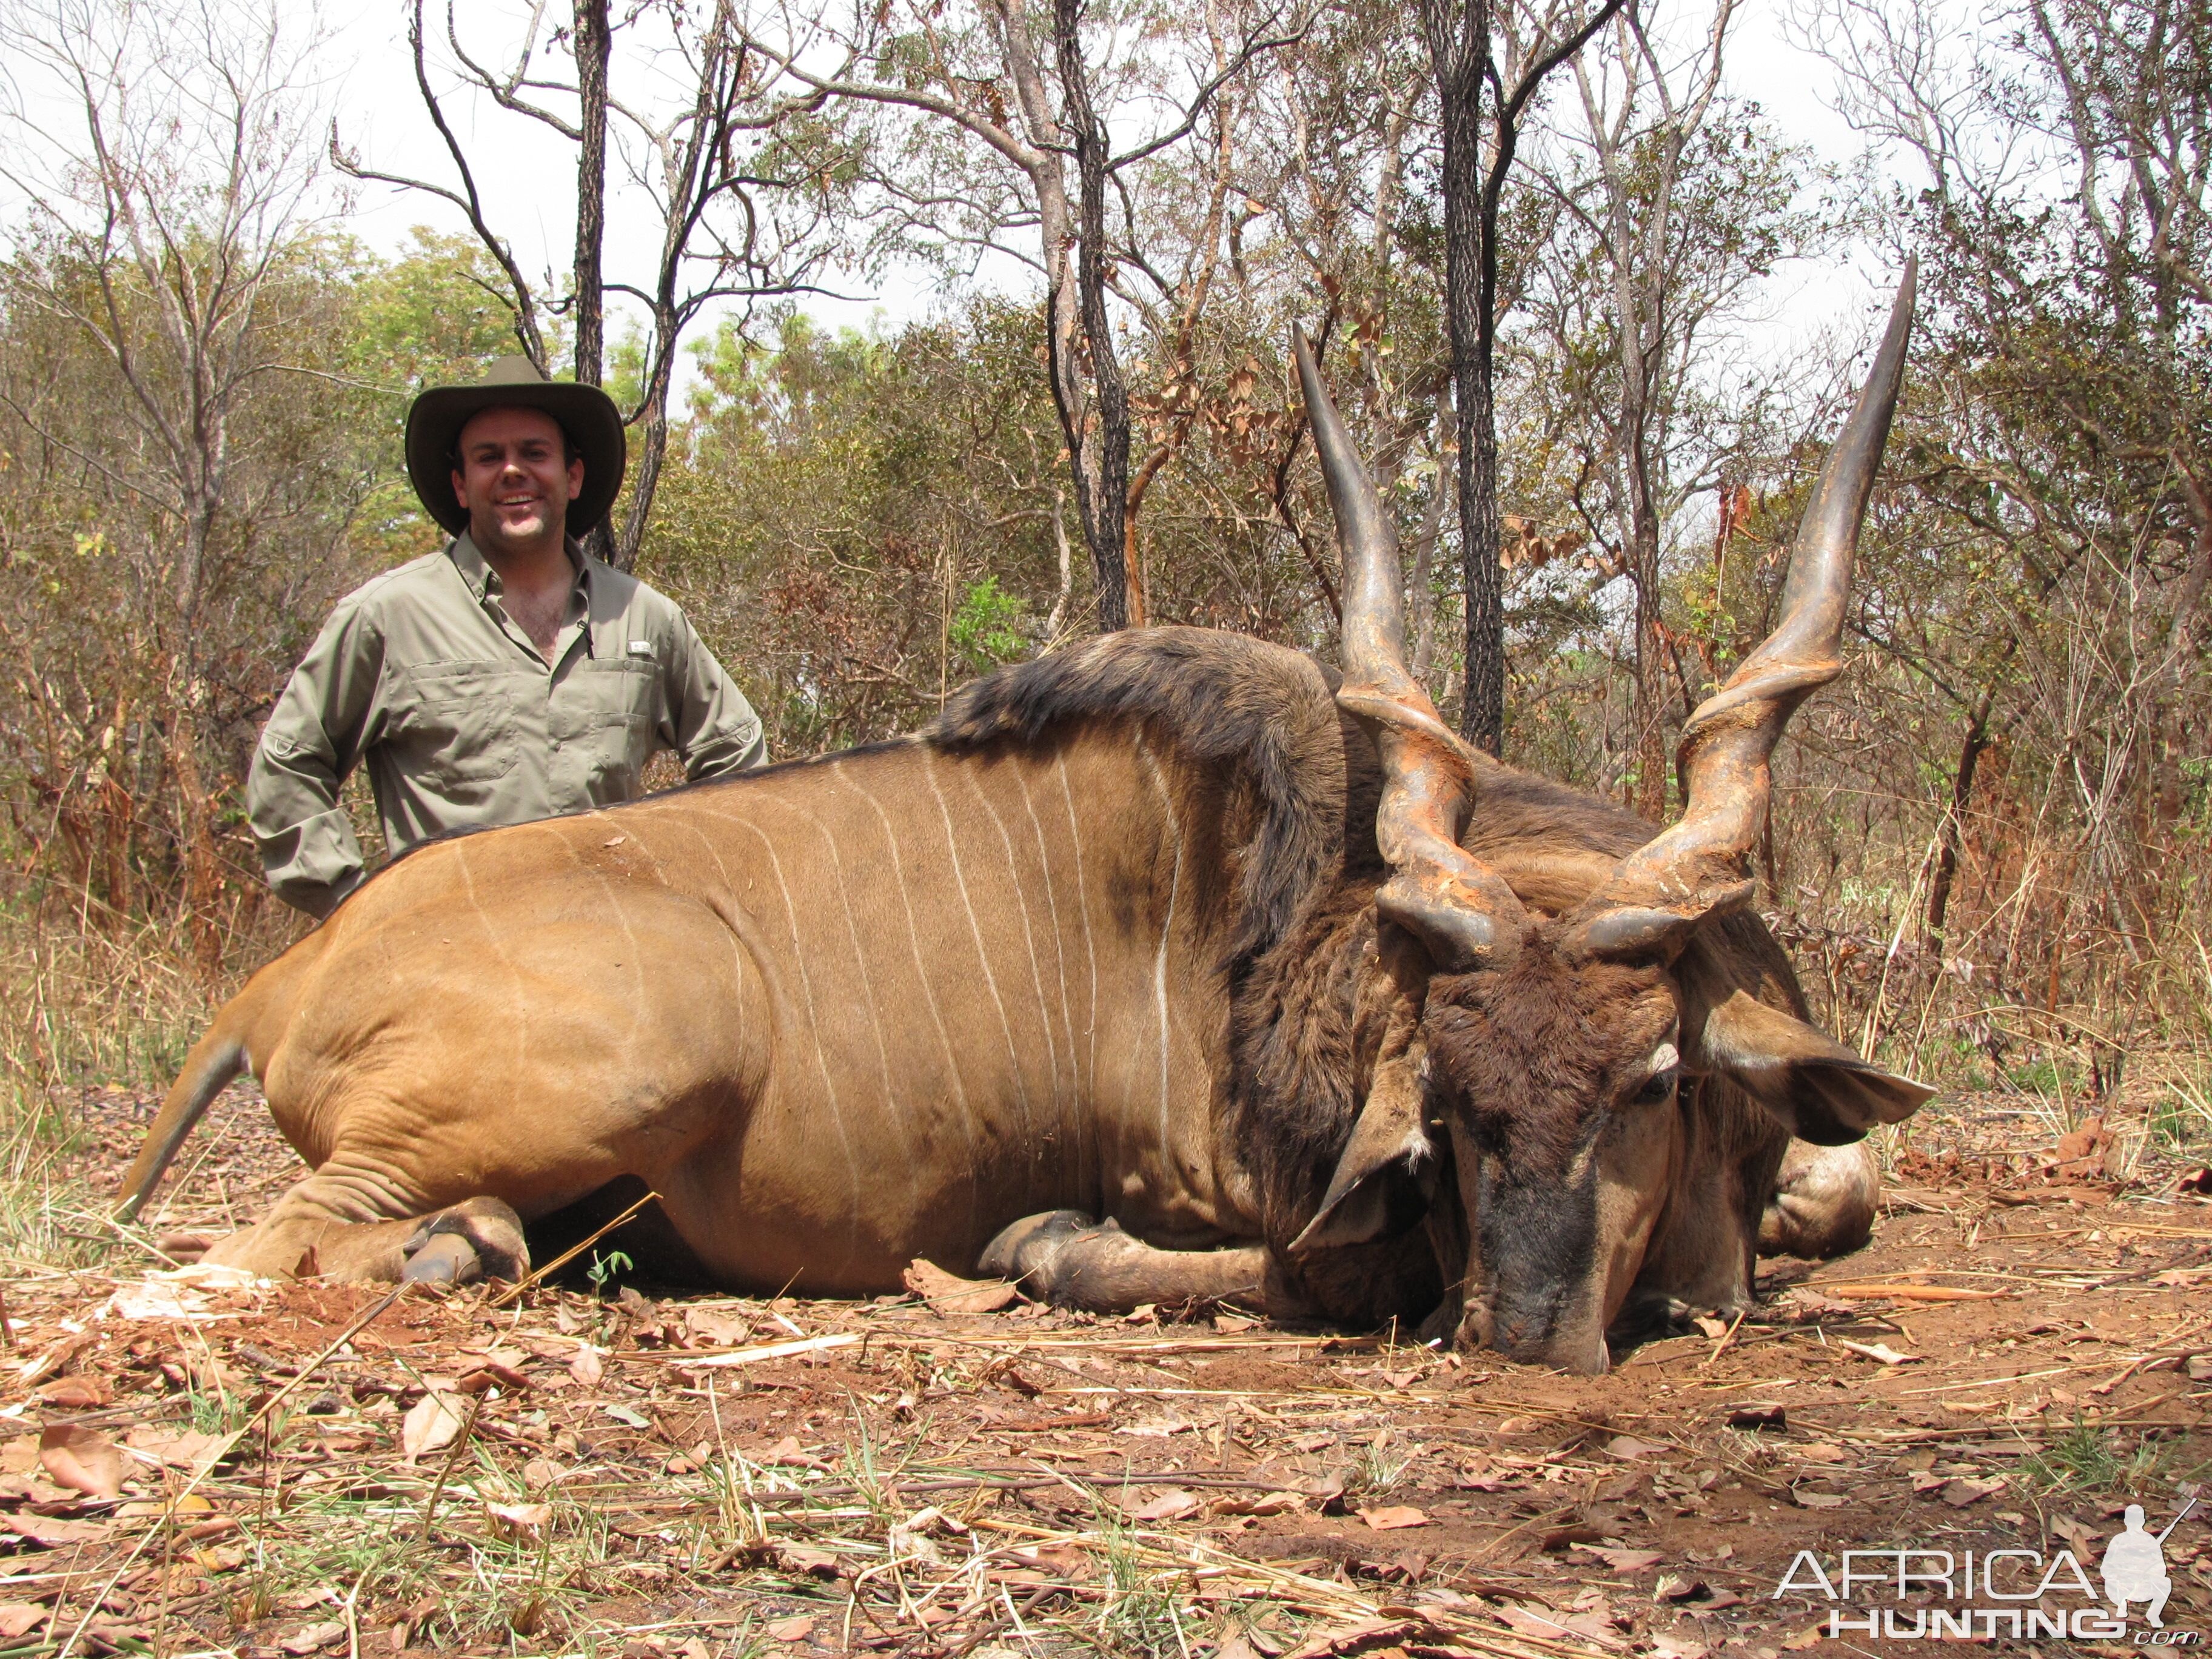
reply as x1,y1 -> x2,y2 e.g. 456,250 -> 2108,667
447,531 -> 593,604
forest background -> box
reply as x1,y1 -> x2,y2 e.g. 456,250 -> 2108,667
0,0 -> 2206,1208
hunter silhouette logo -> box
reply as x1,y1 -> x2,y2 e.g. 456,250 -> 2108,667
1775,1493 -> 2202,1642
2105,1498 -> 2196,1629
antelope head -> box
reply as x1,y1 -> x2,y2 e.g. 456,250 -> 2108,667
1289,274 -> 1934,1372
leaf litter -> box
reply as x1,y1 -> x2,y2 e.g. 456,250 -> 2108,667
0,1078 -> 2202,1656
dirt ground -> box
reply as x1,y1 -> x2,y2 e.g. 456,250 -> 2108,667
0,1085 -> 2206,1658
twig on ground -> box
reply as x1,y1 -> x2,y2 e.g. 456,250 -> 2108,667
415,1391 -> 486,1542
489,1190 -> 662,1309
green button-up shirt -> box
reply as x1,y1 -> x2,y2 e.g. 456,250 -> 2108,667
248,533 -> 766,917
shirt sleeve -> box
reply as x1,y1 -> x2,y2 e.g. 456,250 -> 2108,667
247,598 -> 384,919
660,607 -> 766,780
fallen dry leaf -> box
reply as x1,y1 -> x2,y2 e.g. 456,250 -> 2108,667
1122,1487 -> 1199,1523
1208,1490 -> 1304,1517
280,1620 -> 347,1655
1358,1504 -> 1429,1531
15,1333 -> 92,1387
765,1616 -> 816,1643
1781,1624 -> 1826,1651
0,1512 -> 107,1547
685,1307 -> 751,1346
1495,1603 -> 1626,1651
902,1258 -> 1020,1314
35,1375 -> 110,1409
0,1604 -> 47,1638
484,1500 -> 551,1537
401,1391 -> 468,1461
123,1427 -> 229,1476
777,1544 -> 841,1578
1942,1476 -> 2005,1506
1837,1339 -> 1919,1365
1583,1547 -> 1663,1572
761,1435 -> 828,1469
568,1346 -> 604,1388
1605,1434 -> 1667,1460
1279,1618 -> 1424,1659
39,1423 -> 129,1500
521,1456 -> 564,1491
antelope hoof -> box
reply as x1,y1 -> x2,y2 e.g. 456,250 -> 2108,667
156,1232 -> 215,1264
402,1197 -> 529,1284
977,1210 -> 1099,1292
401,1232 -> 480,1285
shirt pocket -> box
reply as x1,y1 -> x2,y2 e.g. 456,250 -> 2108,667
388,663 -> 525,793
575,657 -> 660,798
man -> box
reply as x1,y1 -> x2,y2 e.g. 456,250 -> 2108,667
249,356 -> 766,918
2100,1504 -> 2175,1628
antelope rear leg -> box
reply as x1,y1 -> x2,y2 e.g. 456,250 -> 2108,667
198,1167 -> 528,1285
978,1210 -> 1293,1315
1760,1139 -> 1880,1259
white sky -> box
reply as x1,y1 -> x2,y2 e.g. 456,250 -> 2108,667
315,0 -> 1902,363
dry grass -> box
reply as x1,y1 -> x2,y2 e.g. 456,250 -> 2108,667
0,890 -> 2207,1657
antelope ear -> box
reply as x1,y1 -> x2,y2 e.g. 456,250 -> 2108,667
1290,1045 -> 1435,1254
1693,990 -> 1934,1144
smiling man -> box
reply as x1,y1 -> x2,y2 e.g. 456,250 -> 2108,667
247,357 -> 766,919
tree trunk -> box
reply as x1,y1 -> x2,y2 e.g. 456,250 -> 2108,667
573,0 -> 615,565
615,303 -> 677,573
1628,519 -> 1667,820
1618,320 -> 1666,819
1052,0 -> 1132,632
166,678 -> 224,985
1410,443 -> 1452,680
2154,480 -> 2212,825
1421,0 -> 1504,753
1924,684 -> 1997,956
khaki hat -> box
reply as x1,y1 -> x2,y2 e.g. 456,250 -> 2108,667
404,355 -> 626,536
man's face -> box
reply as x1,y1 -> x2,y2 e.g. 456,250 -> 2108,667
450,407 -> 585,550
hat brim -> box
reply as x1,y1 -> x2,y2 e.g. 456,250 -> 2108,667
405,380 -> 628,537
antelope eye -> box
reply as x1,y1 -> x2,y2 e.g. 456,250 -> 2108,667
1634,1067 -> 1680,1105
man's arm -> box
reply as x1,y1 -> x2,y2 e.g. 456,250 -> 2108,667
660,608 -> 767,779
247,600 -> 385,919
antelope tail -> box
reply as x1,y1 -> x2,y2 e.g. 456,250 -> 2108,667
115,1001 -> 260,1222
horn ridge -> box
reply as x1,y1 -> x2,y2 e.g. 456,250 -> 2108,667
1563,263 -> 1918,960
1292,326 -> 1529,972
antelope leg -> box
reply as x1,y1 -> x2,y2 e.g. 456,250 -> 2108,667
979,1211 -> 1284,1315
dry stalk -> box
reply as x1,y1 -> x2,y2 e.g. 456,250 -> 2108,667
415,1391 -> 486,1542
488,1188 -> 661,1308
52,1279 -> 413,1659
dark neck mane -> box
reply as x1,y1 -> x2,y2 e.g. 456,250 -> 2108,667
931,627 -> 1380,973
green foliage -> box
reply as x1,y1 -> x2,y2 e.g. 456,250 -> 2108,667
2019,1417 -> 2175,1498
586,1248 -> 634,1292
949,575 -> 1027,671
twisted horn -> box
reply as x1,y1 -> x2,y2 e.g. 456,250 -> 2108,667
1293,326 -> 1528,971
1563,263 -> 1918,959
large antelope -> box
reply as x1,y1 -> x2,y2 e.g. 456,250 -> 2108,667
118,274 -> 1929,1371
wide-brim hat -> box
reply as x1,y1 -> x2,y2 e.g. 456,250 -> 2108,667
404,355 -> 627,537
